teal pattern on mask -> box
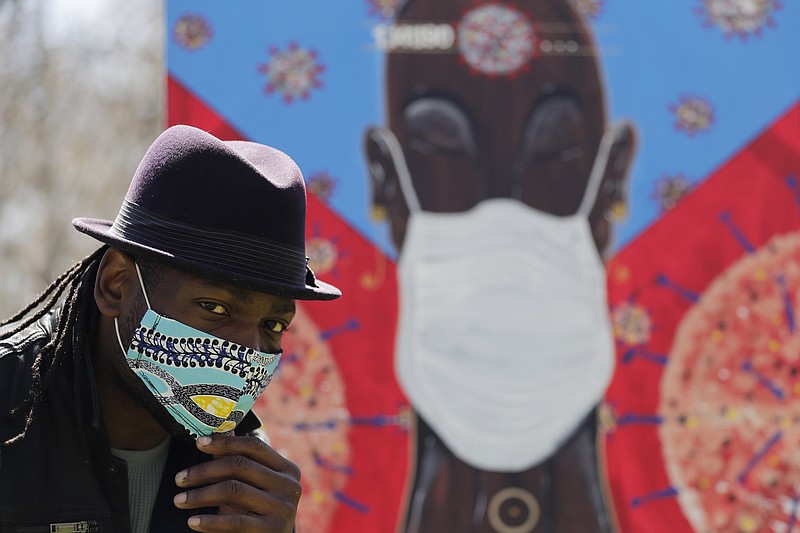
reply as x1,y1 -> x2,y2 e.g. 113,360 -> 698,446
123,310 -> 281,437
115,263 -> 281,438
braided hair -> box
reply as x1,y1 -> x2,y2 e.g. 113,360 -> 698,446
0,248 -> 168,452
0,247 -> 106,448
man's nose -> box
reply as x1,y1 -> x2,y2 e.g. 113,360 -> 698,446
225,325 -> 265,353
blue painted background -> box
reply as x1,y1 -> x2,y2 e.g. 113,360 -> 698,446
167,0 -> 800,258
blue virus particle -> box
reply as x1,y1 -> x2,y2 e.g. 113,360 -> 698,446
366,0 -> 403,20
307,171 -> 338,202
669,95 -> 715,136
258,43 -> 325,104
173,14 -> 213,50
651,174 -> 693,211
695,0 -> 782,39
569,0 -> 605,19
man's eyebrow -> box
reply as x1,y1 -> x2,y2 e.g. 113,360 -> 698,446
273,300 -> 297,315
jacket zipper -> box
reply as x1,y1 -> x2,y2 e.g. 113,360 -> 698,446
14,520 -> 99,533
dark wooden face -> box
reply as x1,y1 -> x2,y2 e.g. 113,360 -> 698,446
385,0 -> 607,217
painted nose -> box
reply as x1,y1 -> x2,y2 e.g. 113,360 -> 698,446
482,160 -> 518,201
480,136 -> 519,201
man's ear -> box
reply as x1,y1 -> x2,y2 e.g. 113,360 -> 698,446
363,126 -> 408,250
590,121 -> 638,255
94,248 -> 136,319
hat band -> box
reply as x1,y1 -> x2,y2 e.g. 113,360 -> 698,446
109,199 -> 308,286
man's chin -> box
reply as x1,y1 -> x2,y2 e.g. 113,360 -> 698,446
136,390 -> 200,442
112,367 -> 196,442
151,406 -> 196,442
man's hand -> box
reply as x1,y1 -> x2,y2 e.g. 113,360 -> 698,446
173,435 -> 301,533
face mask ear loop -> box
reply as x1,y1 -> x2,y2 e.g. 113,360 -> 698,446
115,262 -> 152,356
374,127 -> 422,214
133,262 -> 153,310
114,318 -> 127,355
577,122 -> 623,218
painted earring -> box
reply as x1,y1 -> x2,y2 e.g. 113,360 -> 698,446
370,204 -> 388,222
606,201 -> 627,222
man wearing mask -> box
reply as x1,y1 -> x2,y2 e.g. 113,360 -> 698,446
364,0 -> 636,531
0,125 -> 340,532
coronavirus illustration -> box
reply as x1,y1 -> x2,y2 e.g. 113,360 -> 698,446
456,2 -> 536,78
652,174 -> 693,212
307,237 -> 339,276
569,0 -> 605,19
307,171 -> 338,203
256,307 -> 352,533
173,14 -> 213,50
366,0 -> 403,20
612,301 -> 654,346
659,227 -> 800,533
258,43 -> 325,104
670,95 -> 715,136
695,0 -> 782,39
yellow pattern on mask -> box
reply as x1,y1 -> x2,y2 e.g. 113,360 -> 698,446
191,395 -> 236,418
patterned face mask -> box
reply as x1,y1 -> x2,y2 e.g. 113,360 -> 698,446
115,263 -> 282,438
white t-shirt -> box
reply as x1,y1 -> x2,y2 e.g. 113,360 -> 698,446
111,436 -> 172,533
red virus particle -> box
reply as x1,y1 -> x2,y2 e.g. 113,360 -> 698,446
456,2 -> 536,78
611,301 -> 653,346
366,0 -> 403,20
669,95 -> 715,136
569,0 -> 605,19
307,171 -> 337,203
652,174 -> 693,212
695,0 -> 782,40
255,306 -> 351,533
660,231 -> 800,532
173,14 -> 213,50
258,43 -> 325,104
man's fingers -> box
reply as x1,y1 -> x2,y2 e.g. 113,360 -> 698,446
185,513 -> 284,533
195,435 -> 300,476
174,434 -> 301,532
176,453 -> 302,498
174,478 -> 296,513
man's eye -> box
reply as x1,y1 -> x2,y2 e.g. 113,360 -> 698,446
264,320 -> 287,334
199,302 -> 228,315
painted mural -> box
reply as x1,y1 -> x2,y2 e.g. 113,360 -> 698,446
166,1 -> 800,531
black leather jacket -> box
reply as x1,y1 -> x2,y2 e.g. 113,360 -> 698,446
0,266 -> 260,532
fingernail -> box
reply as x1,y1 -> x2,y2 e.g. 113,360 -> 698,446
197,436 -> 212,447
175,470 -> 188,485
188,516 -> 201,528
174,492 -> 187,505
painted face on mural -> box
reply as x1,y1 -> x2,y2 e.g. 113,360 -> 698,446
363,0 -> 638,472
366,0 -> 636,255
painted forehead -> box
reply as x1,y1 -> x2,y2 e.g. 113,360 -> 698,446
382,0 -> 591,79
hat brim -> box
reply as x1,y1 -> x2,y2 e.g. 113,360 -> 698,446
73,217 -> 341,301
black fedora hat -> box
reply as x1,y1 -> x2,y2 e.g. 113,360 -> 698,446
73,125 -> 340,301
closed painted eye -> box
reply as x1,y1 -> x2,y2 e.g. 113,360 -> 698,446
404,97 -> 477,157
